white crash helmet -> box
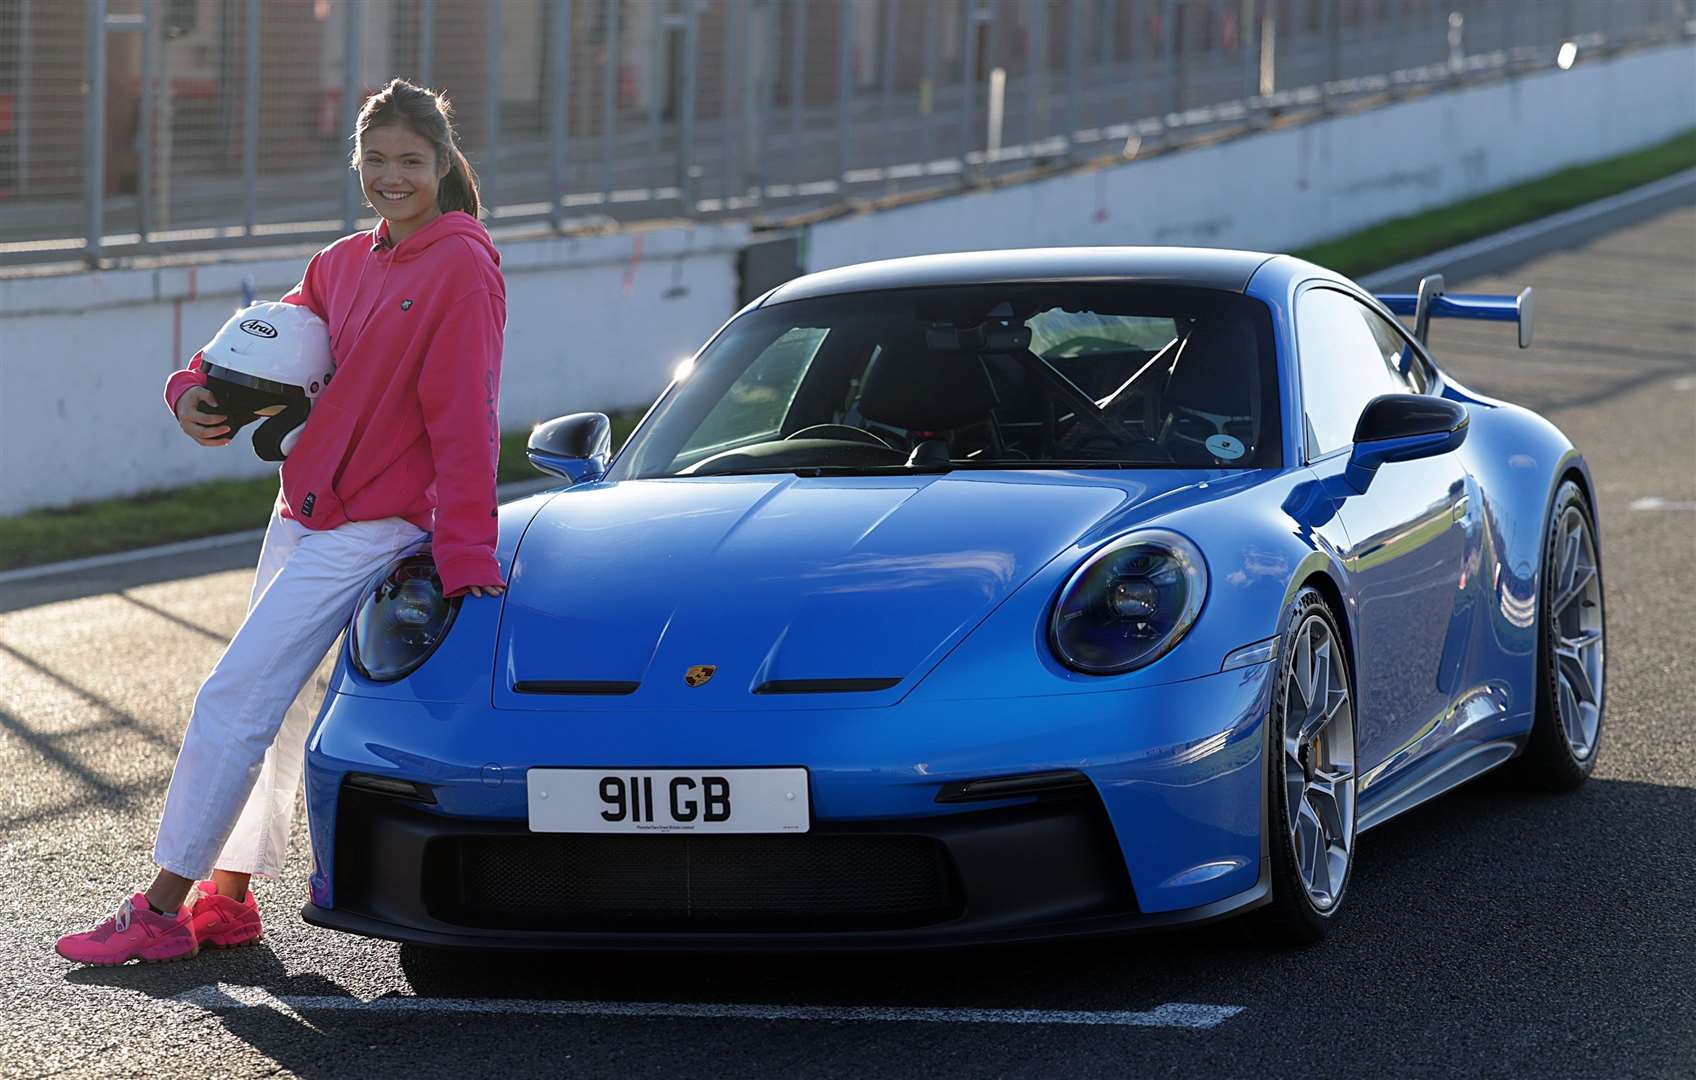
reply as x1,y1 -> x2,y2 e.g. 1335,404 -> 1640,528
198,301 -> 335,460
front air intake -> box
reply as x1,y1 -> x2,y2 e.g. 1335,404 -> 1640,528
424,832 -> 959,932
753,678 -> 902,694
512,680 -> 640,695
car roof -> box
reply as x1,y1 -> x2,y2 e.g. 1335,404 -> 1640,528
762,246 -> 1279,305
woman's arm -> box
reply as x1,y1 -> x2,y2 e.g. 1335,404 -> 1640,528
163,352 -> 210,417
279,249 -> 329,321
417,287 -> 507,598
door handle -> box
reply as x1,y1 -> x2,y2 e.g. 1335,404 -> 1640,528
1451,494 -> 1470,522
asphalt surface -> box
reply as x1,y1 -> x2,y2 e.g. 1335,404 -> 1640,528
1,199 -> 1693,1079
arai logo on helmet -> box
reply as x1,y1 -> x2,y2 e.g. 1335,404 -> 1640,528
239,319 -> 278,339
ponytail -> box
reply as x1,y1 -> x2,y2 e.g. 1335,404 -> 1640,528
438,144 -> 481,217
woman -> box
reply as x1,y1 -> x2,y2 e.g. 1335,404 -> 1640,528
57,78 -> 507,964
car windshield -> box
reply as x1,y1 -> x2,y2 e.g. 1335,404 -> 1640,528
609,283 -> 1280,480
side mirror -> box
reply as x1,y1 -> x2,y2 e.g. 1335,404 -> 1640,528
1342,394 -> 1468,494
527,412 -> 611,485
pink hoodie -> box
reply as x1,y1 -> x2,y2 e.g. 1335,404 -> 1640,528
165,211 -> 506,597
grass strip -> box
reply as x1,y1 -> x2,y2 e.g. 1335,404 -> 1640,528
1293,128 -> 1696,277
0,410 -> 644,572
3,129 -> 1694,573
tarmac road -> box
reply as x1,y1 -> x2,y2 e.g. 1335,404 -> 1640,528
0,197 -> 1692,1079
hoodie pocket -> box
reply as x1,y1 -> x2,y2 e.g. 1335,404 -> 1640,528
279,402 -> 351,524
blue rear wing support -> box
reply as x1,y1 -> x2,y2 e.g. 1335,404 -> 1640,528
1377,274 -> 1535,349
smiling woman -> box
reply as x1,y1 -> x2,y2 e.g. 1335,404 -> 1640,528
54,78 -> 510,968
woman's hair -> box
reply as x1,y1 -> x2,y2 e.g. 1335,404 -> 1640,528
352,78 -> 481,218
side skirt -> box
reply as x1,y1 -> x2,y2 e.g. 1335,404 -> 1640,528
1357,738 -> 1524,834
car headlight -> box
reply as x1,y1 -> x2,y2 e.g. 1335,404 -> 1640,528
349,553 -> 461,681
1049,529 -> 1208,675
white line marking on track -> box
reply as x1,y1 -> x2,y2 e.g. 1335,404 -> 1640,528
1630,497 -> 1696,511
172,984 -> 1245,1029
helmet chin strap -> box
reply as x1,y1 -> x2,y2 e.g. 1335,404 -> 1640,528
252,398 -> 312,462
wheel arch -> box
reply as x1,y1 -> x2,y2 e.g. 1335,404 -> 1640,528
1293,567 -> 1358,697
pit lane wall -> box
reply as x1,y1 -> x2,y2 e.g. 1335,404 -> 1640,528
1,39 -> 1691,517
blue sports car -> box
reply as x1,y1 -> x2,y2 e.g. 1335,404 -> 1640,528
301,247 -> 1605,948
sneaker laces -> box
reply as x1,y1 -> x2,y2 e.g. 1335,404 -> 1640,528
111,896 -> 135,934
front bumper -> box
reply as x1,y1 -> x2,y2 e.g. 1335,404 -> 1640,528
303,660 -> 1277,948
304,783 -> 1268,950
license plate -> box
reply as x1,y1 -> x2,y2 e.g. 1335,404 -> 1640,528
526,768 -> 810,834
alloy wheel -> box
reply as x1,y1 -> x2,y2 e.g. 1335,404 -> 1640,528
1550,506 -> 1605,760
1282,615 -> 1356,912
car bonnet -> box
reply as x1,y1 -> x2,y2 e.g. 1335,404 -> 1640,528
490,471 -> 1209,710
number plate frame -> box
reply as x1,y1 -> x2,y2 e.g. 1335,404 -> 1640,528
526,767 -> 811,834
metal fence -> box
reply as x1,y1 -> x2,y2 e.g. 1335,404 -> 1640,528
0,0 -> 1690,267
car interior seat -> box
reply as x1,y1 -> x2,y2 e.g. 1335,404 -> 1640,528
855,337 -> 1002,467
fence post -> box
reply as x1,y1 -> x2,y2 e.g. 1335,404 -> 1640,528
753,0 -> 773,206
17,0 -> 31,192
1260,0 -> 1274,99
1240,0 -> 1257,125
960,1 -> 979,180
1324,0 -> 1339,110
836,0 -> 853,194
243,0 -> 260,237
1026,0 -> 1044,152
137,0 -> 157,243
723,0 -> 742,205
602,0 -> 619,202
789,0 -> 805,192
920,0 -> 938,169
419,0 -> 436,84
84,0 -> 108,266
342,0 -> 361,231
484,0 -> 504,216
679,0 -> 700,215
879,0 -> 896,190
1066,0 -> 1081,156
647,0 -> 664,191
549,0 -> 572,229
1165,0 -> 1181,135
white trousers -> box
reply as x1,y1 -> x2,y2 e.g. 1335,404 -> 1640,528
152,504 -> 428,881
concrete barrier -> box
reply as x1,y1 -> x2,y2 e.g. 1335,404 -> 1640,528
803,41 -> 1696,270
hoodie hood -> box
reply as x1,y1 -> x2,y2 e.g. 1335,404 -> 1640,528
371,210 -> 500,265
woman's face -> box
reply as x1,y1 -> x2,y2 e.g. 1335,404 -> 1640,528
358,123 -> 448,239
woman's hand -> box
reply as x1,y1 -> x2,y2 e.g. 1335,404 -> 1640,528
175,387 -> 232,447
464,585 -> 505,598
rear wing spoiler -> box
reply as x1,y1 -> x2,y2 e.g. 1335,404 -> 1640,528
1376,274 -> 1534,349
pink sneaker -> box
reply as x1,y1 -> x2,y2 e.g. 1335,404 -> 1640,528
56,892 -> 198,966
191,880 -> 263,948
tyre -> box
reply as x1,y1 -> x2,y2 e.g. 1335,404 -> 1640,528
1254,587 -> 1358,944
1511,479 -> 1606,790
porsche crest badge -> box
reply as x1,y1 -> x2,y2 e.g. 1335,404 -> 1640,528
684,665 -> 717,687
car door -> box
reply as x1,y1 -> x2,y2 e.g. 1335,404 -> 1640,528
1295,285 -> 1476,779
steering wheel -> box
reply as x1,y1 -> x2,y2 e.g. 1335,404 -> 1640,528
784,424 -> 893,449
